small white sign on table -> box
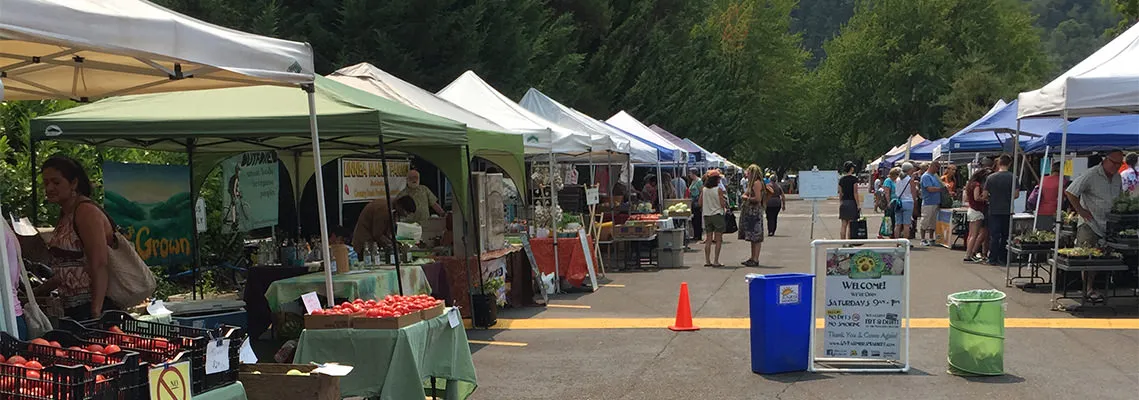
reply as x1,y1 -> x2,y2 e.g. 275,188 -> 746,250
300,291 -> 322,314
205,339 -> 231,375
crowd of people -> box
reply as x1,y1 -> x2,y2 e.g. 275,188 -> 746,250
870,150 -> 1138,301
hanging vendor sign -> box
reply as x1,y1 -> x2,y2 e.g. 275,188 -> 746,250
339,158 -> 410,203
102,162 -> 193,265
220,151 -> 280,232
822,247 -> 907,361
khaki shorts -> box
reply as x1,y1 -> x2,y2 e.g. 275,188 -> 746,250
1076,224 -> 1101,247
704,214 -> 726,233
920,205 -> 939,231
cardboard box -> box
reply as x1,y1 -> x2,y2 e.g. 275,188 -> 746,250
303,314 -> 353,330
419,303 -> 445,320
352,312 -> 421,329
239,364 -> 341,400
614,224 -> 656,238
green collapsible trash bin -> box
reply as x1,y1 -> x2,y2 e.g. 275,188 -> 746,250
947,290 -> 1006,375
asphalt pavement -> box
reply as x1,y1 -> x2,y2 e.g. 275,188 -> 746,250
465,196 -> 1139,400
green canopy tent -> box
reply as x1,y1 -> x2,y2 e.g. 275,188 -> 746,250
30,75 -> 489,298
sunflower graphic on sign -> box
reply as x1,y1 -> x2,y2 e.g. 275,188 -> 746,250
849,250 -> 886,279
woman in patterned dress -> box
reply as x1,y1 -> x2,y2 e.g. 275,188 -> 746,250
33,155 -> 116,320
739,164 -> 771,267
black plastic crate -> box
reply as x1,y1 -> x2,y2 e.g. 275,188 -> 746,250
54,320 -> 206,395
0,332 -> 127,400
73,311 -> 243,393
32,330 -> 148,400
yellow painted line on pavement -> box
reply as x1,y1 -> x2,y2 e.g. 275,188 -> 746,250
472,317 -> 1139,330
468,339 -> 528,347
547,304 -> 592,309
599,284 -> 626,288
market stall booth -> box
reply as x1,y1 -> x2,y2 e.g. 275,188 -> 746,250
439,71 -> 606,302
1017,21 -> 1139,311
0,1 -> 355,399
29,75 -> 481,398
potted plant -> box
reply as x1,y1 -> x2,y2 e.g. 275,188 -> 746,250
471,277 -> 504,327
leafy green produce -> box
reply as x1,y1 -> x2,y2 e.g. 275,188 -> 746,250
1112,194 -> 1139,214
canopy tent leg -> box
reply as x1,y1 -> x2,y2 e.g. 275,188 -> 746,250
1005,122 -> 1021,271
1050,112 -> 1070,310
549,147 -> 561,293
304,86 -> 336,307
377,133 -> 404,296
656,159 -> 663,211
187,139 -> 200,300
464,146 -> 485,327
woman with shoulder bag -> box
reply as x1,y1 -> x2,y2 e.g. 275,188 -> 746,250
739,165 -> 771,267
697,174 -> 727,267
33,155 -> 119,320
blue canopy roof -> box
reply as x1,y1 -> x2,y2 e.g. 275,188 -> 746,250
1023,115 -> 1139,153
884,138 -> 947,165
649,124 -> 704,162
602,122 -> 678,162
967,99 -> 1066,136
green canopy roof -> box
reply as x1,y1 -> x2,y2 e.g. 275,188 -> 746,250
30,76 -> 477,213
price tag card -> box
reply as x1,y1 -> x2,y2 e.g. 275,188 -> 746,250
238,338 -> 257,364
301,291 -> 322,314
447,307 -> 461,328
205,339 -> 231,375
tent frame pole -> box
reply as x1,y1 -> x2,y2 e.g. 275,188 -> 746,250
1033,146 -> 1051,228
30,138 -> 38,226
377,133 -> 405,296
187,139 -> 201,300
303,85 -> 336,307
549,145 -> 561,293
464,146 -> 485,327
1004,122 -> 1021,270
1050,111 -> 1069,311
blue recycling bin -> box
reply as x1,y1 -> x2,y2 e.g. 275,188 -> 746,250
748,273 -> 814,374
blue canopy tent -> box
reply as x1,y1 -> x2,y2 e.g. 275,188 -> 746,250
945,100 -> 1034,155
1023,115 -> 1139,153
649,124 -> 705,163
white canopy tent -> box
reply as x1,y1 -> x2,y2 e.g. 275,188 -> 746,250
438,71 -> 592,156
1017,22 -> 1139,309
519,88 -> 633,160
0,0 -> 338,335
607,111 -> 687,206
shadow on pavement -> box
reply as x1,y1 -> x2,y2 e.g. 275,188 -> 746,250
959,373 -> 1027,384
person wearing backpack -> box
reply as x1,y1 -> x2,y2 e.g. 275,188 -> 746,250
918,161 -> 944,246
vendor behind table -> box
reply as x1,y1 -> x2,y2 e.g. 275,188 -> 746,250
351,195 -> 416,259
397,169 -> 446,224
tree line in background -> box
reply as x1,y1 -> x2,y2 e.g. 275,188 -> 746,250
4,0 -> 1139,209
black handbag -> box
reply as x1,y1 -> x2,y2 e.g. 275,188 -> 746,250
852,218 -> 869,239
724,211 -> 738,234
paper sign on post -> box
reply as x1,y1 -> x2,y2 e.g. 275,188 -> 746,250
585,187 -> 600,205
205,339 -> 231,375
447,307 -> 461,328
300,292 -> 322,314
238,338 -> 257,364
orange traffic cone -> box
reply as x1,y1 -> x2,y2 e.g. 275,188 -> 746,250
668,282 -> 700,331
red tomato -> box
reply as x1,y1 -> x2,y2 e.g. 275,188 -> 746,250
23,361 -> 43,370
30,338 -> 50,346
68,346 -> 84,352
340,302 -> 352,308
55,349 -> 67,357
365,309 -> 382,318
154,338 -> 169,349
0,354 -> 5,363
92,354 -> 106,364
353,298 -> 364,304
86,344 -> 104,353
47,341 -> 61,348
25,370 -> 40,380
311,309 -> 325,315
8,355 -> 27,365
95,374 -> 107,383
103,344 -> 122,355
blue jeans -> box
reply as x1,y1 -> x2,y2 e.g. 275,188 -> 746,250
894,200 -> 914,226
16,315 -> 27,340
987,214 -> 1011,264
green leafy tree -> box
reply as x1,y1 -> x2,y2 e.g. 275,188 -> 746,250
811,0 -> 1052,161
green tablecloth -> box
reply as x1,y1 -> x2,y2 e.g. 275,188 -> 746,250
293,309 -> 477,400
265,267 -> 431,313
193,382 -> 246,400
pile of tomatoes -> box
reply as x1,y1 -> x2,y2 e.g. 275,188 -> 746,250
0,345 -> 112,398
627,214 -> 661,221
310,295 -> 443,319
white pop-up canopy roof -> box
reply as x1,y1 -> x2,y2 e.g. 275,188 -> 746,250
519,88 -> 655,161
1018,22 -> 1139,118
330,62 -> 507,132
606,111 -> 685,163
438,70 -> 591,155
0,0 -> 315,100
